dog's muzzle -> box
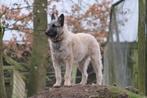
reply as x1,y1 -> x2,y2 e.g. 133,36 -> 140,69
45,31 -> 57,38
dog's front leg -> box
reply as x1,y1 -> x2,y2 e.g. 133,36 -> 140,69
64,59 -> 73,86
53,61 -> 62,87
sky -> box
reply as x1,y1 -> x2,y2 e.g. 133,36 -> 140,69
1,0 -> 138,42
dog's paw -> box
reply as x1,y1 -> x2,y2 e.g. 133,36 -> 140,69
64,81 -> 72,87
64,84 -> 72,87
53,83 -> 61,88
79,81 -> 87,85
64,83 -> 72,87
79,83 -> 86,86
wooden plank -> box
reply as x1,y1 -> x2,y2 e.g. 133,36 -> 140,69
12,70 -> 26,98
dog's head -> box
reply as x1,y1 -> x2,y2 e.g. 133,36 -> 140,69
45,14 -> 64,39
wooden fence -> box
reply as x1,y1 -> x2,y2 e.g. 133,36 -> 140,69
4,66 -> 26,98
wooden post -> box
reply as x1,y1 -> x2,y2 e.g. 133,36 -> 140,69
138,0 -> 146,94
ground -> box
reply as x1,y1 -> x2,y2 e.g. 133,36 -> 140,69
30,85 -> 145,98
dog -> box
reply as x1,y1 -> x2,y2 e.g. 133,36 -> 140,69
45,14 -> 103,87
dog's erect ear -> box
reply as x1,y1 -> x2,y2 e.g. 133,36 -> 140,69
58,14 -> 64,26
51,13 -> 56,20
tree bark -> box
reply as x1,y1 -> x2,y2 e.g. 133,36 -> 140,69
27,0 -> 48,97
138,0 -> 146,94
145,0 -> 147,95
0,25 -> 7,98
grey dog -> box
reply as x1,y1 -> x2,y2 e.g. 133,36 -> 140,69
45,14 -> 103,87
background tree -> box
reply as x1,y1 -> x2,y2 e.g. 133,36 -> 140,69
27,0 -> 48,96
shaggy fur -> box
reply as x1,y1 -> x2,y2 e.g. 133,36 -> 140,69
45,14 -> 103,87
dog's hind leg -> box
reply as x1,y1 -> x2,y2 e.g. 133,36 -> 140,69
90,53 -> 103,85
78,57 -> 90,85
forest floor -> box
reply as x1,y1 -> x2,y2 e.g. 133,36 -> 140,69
30,84 -> 145,98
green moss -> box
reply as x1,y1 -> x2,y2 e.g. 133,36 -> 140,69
109,86 -> 146,98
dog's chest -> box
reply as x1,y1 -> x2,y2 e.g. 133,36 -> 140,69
52,42 -> 70,60
52,43 -> 62,51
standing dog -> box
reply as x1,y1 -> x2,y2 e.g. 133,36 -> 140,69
45,14 -> 103,87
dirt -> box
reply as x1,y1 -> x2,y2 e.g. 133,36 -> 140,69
30,85 -> 131,98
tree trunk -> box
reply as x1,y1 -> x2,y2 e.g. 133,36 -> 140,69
145,0 -> 147,95
0,25 -> 7,98
27,0 -> 48,96
138,0 -> 146,94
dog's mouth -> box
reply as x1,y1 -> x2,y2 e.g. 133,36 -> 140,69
45,31 -> 57,38
46,32 -> 64,43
